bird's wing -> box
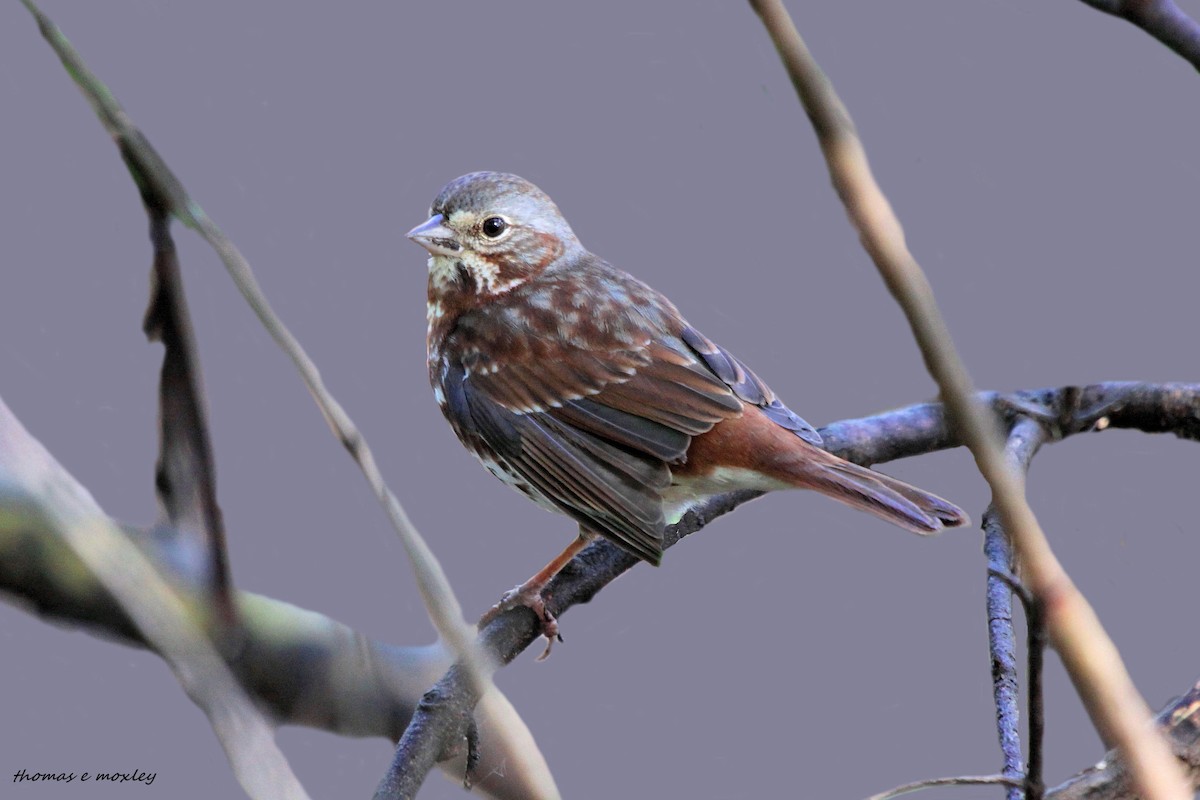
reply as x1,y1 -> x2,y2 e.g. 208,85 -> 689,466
445,309 -> 746,564
446,369 -> 661,563
678,325 -> 823,447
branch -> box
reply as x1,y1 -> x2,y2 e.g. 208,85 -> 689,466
7,383 -> 1195,796
17,4 -> 559,793
0,395 -> 310,800
745,2 -> 1191,799
1049,676 -> 1200,800
377,381 -> 1200,798
867,774 -> 1022,800
1076,0 -> 1200,72
985,418 -> 1051,800
0,396 -> 556,800
18,0 -> 492,699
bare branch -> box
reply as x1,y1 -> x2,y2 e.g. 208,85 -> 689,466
1049,676 -> 1200,800
0,396 -> 310,800
378,381 -> 1200,797
985,417 -> 1051,800
20,0 -> 471,670
746,2 -> 1191,798
0,402 -> 556,800
11,7 -> 552,786
17,3 -> 561,793
867,774 -> 1022,800
5,382 -> 1197,800
1076,0 -> 1200,71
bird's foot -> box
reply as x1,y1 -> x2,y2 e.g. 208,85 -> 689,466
479,584 -> 562,660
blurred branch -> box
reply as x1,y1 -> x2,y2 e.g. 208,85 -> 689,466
0,395 -> 556,800
1076,0 -> 1200,71
379,381 -> 1200,798
19,0 -> 489,691
0,396 -> 309,800
746,2 -> 1191,799
19,2 -> 556,793
144,200 -> 233,620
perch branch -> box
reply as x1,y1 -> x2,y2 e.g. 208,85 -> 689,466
1075,0 -> 1200,72
7,382 -> 1192,797
746,2 -> 1191,798
375,382 -> 1200,798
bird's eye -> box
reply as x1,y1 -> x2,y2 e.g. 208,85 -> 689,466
481,216 -> 508,239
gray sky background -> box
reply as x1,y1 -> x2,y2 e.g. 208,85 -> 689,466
2,2 -> 1198,798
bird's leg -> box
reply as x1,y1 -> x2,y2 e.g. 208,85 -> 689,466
479,531 -> 595,658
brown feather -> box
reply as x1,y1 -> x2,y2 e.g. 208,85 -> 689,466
677,409 -> 967,534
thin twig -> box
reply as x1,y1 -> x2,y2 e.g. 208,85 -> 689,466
1025,576 -> 1048,800
867,774 -> 1022,800
985,417 -> 1050,800
1076,0 -> 1200,72
18,3 -> 558,794
746,3 -> 1191,799
989,558 -> 1051,800
18,0 -> 498,728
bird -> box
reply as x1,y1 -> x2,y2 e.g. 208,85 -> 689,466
407,171 -> 967,647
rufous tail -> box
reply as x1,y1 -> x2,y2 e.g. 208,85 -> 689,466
798,450 -> 969,535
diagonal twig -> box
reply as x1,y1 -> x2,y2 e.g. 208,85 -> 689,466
19,0 -> 503,735
746,2 -> 1191,799
18,3 -> 557,794
19,0 -> 472,666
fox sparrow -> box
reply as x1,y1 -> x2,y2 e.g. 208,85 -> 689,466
408,171 -> 967,645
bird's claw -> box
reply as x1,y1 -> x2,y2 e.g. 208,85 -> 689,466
479,584 -> 562,659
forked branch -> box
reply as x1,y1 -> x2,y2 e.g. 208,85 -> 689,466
747,1 -> 1192,798
377,382 -> 1200,798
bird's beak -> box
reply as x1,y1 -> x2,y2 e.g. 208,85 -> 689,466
406,214 -> 461,257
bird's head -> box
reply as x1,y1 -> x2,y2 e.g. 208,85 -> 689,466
408,172 -> 581,306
